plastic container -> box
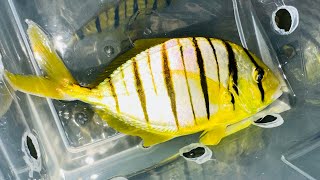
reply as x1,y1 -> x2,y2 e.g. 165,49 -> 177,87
1,0 -> 318,179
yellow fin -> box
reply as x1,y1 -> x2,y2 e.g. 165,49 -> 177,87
4,72 -> 69,99
4,21 -> 86,100
199,126 -> 227,146
26,20 -> 76,83
95,109 -> 174,146
104,38 -> 170,74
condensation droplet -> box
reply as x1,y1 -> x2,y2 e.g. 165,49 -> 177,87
74,112 -> 88,125
143,28 -> 152,36
104,45 -> 115,57
282,44 -> 296,59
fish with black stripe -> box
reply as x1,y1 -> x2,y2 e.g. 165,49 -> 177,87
75,0 -> 173,40
5,22 -> 284,146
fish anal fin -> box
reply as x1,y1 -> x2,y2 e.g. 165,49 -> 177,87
95,108 -> 175,146
200,126 -> 227,146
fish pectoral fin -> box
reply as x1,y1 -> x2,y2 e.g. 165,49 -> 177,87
199,126 -> 227,146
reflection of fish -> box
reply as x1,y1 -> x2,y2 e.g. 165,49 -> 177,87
75,0 -> 173,40
0,58 -> 13,118
0,81 -> 13,118
5,22 -> 283,146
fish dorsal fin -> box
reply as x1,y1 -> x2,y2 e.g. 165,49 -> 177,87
91,38 -> 170,87
105,38 -> 170,74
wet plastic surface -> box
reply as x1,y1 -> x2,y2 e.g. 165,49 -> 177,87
0,0 -> 319,179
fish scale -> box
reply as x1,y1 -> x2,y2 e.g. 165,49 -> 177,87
97,38 -> 260,131
5,22 -> 282,146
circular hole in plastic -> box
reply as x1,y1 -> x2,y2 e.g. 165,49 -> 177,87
26,136 -> 38,159
182,147 -> 206,159
253,113 -> 284,128
271,6 -> 299,35
22,132 -> 42,177
179,143 -> 213,164
254,115 -> 277,124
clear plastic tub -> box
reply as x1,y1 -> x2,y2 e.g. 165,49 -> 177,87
1,0 -> 318,179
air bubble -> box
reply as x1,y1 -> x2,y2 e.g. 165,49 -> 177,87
104,45 -> 115,57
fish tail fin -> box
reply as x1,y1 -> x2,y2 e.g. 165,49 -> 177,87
5,20 -> 85,100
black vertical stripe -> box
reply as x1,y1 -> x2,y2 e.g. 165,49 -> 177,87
114,5 -> 120,28
193,38 -> 210,120
145,0 -> 148,8
206,38 -> 220,87
134,0 -> 139,13
109,79 -> 120,112
224,41 -> 239,95
133,60 -> 150,123
147,50 -> 158,95
178,41 -> 197,125
95,17 -> 102,33
124,0 -> 127,18
152,0 -> 158,10
230,94 -> 235,110
76,29 -> 84,39
162,44 -> 179,129
243,48 -> 265,101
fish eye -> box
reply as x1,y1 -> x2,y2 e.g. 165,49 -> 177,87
252,68 -> 265,83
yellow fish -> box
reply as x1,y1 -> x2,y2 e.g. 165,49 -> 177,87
5,22 -> 283,146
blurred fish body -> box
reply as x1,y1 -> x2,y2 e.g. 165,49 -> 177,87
75,0 -> 173,40
5,22 -> 283,146
0,57 -> 13,118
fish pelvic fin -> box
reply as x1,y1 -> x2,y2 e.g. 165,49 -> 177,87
5,21 -> 89,101
199,126 -> 227,146
95,109 -> 175,147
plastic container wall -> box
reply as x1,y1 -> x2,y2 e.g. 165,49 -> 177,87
0,0 -> 312,179
252,0 -> 320,179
